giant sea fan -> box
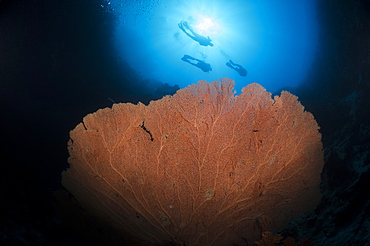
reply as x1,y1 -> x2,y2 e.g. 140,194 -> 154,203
62,78 -> 324,245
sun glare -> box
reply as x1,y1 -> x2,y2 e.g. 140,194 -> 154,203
193,15 -> 221,36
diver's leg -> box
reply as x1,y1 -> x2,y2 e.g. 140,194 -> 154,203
180,24 -> 197,41
188,27 -> 197,38
184,22 -> 199,39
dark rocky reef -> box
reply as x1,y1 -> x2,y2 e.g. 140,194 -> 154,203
282,0 -> 370,244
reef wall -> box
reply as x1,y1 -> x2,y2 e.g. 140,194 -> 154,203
284,0 -> 370,244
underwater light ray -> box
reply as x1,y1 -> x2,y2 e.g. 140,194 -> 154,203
108,0 -> 318,93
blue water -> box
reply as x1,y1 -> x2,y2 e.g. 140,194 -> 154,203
103,0 -> 318,94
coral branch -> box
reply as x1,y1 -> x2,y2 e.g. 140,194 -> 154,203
62,78 -> 324,245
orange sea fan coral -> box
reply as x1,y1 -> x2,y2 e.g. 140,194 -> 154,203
62,78 -> 324,246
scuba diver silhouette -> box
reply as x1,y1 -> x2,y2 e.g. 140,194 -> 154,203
226,60 -> 247,77
178,21 -> 214,47
181,55 -> 212,73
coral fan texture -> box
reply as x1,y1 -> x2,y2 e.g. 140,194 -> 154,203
62,78 -> 324,245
